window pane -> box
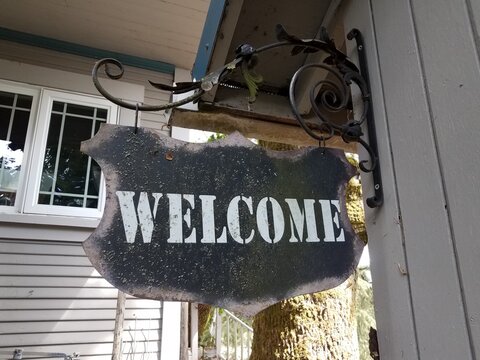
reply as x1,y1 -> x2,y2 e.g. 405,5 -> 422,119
0,107 -> 12,140
53,195 -> 83,207
38,193 -> 51,205
0,190 -> 15,206
38,100 -> 107,209
52,101 -> 64,112
55,115 -> 91,194
16,95 -> 33,109
97,108 -> 108,119
86,198 -> 98,208
0,91 -> 33,207
0,91 -> 14,106
88,160 -> 102,196
95,119 -> 105,133
40,113 -> 62,192
67,103 -> 94,117
10,110 -> 30,151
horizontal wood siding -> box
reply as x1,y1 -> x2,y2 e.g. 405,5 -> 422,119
0,239 -> 163,360
0,39 -> 173,136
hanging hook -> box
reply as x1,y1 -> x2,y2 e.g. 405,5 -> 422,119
319,138 -> 326,154
134,103 -> 140,134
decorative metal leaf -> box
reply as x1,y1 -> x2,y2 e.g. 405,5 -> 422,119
241,60 -> 263,103
275,24 -> 302,43
318,26 -> 336,49
303,47 -> 320,54
149,80 -> 201,94
291,46 -> 305,56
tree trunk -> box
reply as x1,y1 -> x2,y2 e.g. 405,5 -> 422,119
249,281 -> 358,360
250,141 -> 365,359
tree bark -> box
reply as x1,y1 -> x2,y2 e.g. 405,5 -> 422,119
249,281 -> 358,360
250,142 -> 365,359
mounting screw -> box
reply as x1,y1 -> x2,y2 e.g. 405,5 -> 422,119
358,45 -> 363,51
374,184 -> 380,190
201,81 -> 213,91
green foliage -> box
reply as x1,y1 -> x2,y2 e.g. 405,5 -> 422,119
198,304 -> 215,348
241,60 -> 263,103
207,133 -> 226,142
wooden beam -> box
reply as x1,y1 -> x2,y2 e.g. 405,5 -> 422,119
170,108 -> 357,152
111,290 -> 126,360
201,0 -> 244,102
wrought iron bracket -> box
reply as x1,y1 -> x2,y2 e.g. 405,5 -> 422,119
347,29 -> 383,208
91,25 -> 383,208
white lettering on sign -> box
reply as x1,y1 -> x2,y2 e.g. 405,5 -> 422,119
115,191 -> 347,244
285,199 -> 321,243
166,194 -> 197,244
227,196 -> 255,244
256,197 -> 285,243
199,195 -> 227,243
117,191 -> 162,243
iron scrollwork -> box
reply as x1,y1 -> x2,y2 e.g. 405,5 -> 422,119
91,25 -> 382,208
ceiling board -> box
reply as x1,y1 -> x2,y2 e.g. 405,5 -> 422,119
224,0 -> 333,90
0,0 -> 211,69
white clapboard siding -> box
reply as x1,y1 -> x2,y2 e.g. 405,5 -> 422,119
0,309 -> 161,322
0,39 -> 172,135
0,239 -> 163,359
0,330 -> 161,347
0,298 -> 162,310
0,342 -> 160,360
0,319 -> 160,334
0,253 -> 93,266
0,264 -> 102,277
0,287 -> 120,298
0,240 -> 85,256
0,276 -> 113,288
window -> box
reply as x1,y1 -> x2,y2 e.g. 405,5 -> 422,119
0,82 -> 118,218
0,83 -> 38,209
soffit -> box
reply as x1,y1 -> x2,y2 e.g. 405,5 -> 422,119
223,0 -> 333,90
0,0 -> 211,70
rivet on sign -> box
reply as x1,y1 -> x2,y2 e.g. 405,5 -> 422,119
165,151 -> 174,161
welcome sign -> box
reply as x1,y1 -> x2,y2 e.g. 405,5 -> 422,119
82,124 -> 364,316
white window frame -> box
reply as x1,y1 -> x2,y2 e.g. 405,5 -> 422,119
0,81 -> 40,214
0,79 -> 119,220
23,89 -> 118,218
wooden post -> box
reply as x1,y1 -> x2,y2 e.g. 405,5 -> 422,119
190,303 -> 199,360
112,290 -> 126,360
215,309 -> 222,359
180,302 -> 189,360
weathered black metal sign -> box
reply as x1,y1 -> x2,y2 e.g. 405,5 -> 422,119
82,124 -> 364,316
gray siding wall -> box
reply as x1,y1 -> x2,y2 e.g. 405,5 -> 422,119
344,0 -> 480,358
0,239 -> 163,360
